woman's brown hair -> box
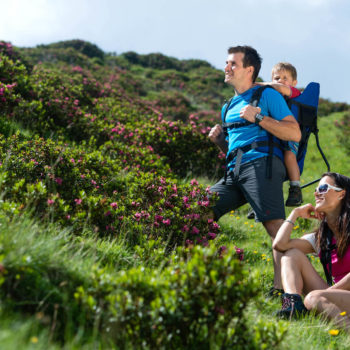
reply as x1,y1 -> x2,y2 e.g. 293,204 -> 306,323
316,172 -> 350,258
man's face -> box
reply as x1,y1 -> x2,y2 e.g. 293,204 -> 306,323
224,52 -> 251,86
272,69 -> 297,87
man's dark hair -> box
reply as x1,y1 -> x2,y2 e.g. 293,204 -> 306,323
228,46 -> 262,82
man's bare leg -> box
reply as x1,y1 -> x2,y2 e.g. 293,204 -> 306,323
263,219 -> 284,290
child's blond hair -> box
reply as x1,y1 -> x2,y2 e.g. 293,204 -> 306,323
271,62 -> 297,81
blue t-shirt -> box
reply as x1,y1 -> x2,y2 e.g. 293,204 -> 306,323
222,86 -> 293,169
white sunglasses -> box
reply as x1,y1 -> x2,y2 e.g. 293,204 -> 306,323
314,183 -> 343,194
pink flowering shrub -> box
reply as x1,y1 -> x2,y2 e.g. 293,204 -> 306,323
0,41 -> 225,246
0,134 -> 219,248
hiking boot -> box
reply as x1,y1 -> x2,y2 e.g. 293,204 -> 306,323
285,185 -> 303,207
247,207 -> 256,220
267,286 -> 284,300
276,293 -> 308,319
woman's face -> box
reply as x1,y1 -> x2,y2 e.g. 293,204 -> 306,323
314,176 -> 345,213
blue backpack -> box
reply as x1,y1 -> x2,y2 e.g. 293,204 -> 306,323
222,83 -> 330,187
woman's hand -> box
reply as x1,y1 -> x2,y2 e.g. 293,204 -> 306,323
293,203 -> 324,220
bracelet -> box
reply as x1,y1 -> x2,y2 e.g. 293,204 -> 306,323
284,219 -> 295,226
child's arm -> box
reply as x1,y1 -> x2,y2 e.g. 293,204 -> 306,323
255,82 -> 293,97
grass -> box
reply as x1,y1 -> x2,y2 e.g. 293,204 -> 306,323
0,112 -> 348,349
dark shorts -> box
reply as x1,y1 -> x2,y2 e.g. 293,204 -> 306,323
210,156 -> 286,222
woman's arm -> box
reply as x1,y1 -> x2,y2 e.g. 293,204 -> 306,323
329,273 -> 350,290
273,204 -> 321,253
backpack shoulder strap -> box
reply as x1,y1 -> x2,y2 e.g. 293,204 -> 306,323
222,97 -> 233,124
250,85 -> 275,107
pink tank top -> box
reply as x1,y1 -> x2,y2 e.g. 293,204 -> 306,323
324,237 -> 350,284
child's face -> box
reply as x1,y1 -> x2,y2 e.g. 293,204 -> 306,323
272,69 -> 297,87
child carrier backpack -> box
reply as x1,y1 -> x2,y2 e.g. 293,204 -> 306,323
222,83 -> 330,187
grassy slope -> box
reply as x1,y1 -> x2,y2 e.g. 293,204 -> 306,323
215,111 -> 350,349
0,115 -> 347,350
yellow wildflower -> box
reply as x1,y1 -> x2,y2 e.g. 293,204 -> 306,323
329,329 -> 339,336
340,311 -> 347,316
30,336 -> 39,343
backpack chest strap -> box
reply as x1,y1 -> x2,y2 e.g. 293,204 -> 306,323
224,139 -> 284,183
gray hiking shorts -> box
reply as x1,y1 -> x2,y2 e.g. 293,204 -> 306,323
210,156 -> 286,222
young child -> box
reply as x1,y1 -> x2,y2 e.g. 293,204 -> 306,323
269,62 -> 302,206
247,63 -> 302,219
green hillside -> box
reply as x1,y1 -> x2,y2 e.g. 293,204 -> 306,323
0,39 -> 349,349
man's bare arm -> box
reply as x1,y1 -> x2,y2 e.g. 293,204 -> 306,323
239,105 -> 301,142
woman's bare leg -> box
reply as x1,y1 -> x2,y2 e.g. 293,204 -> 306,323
281,248 -> 328,295
304,290 -> 350,330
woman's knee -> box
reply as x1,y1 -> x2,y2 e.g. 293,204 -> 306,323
281,248 -> 304,261
304,290 -> 324,310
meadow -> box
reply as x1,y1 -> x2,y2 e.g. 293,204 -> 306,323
0,39 -> 349,349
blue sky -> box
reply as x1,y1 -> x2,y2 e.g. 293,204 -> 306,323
1,0 -> 349,103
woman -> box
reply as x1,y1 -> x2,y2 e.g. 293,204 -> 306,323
273,172 -> 350,329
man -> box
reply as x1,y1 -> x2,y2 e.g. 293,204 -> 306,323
209,46 -> 301,293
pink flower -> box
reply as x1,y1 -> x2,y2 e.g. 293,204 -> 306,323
211,222 -> 220,230
182,225 -> 189,232
134,213 -> 142,221
70,158 -> 75,163
185,239 -> 193,246
208,232 -> 216,240
47,199 -> 54,205
235,246 -> 244,261
55,177 -> 63,185
191,226 -> 199,235
183,196 -> 189,204
75,199 -> 82,205
190,179 -> 198,186
162,219 -> 171,225
110,202 -> 118,209
193,214 -> 200,220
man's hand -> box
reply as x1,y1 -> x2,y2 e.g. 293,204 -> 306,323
239,105 -> 261,123
209,124 -> 224,144
208,124 -> 228,153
